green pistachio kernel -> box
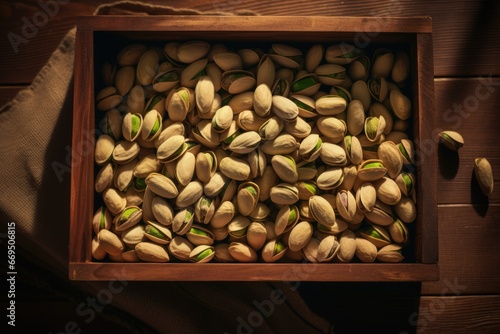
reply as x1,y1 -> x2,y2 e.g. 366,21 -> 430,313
178,89 -> 189,106
231,228 -> 247,237
345,135 -> 352,153
292,76 -> 317,92
292,98 -> 314,112
398,143 -> 411,161
189,227 -> 208,236
134,177 -> 146,190
304,183 -> 317,196
223,130 -> 241,145
273,79 -> 287,96
131,114 -> 141,138
363,162 -> 384,169
145,95 -> 163,112
99,207 -> 106,230
288,206 -> 298,224
245,186 -> 258,197
148,118 -> 161,138
402,173 -> 413,194
366,118 -> 379,138
158,71 -> 179,82
145,225 -> 166,239
194,248 -> 213,262
273,241 -> 286,255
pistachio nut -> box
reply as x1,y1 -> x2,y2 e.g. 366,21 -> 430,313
391,51 -> 410,83
302,238 -> 320,263
141,187 -> 155,222
269,43 -> 302,69
136,49 -> 159,85
237,110 -> 268,132
140,110 -> 162,141
320,142 -> 347,166
336,190 -> 357,221
177,40 -> 210,64
172,207 -> 195,235
96,87 -> 122,111
336,229 -> 356,262
152,68 -> 180,93
299,134 -> 323,162
290,94 -> 317,119
176,181 -> 204,208
355,238 -> 377,262
246,222 -> 267,251
389,219 -> 409,244
92,236 -> 107,260
135,242 -> 170,262
117,44 -> 146,66
284,116 -> 311,139
114,160 -> 136,192
377,244 -> 404,263
112,140 -> 140,164
133,153 -> 161,179
238,48 -> 261,68
438,131 -> 464,151
236,182 -> 260,216
113,206 -> 142,232
189,245 -> 215,263
395,196 -> 417,223
213,52 -> 243,71
369,103 -> 393,136
316,235 -> 340,262
315,64 -> 346,86
228,131 -> 261,154
357,159 -> 387,181
195,151 -> 217,184
212,105 -> 233,133
204,172 -> 228,198
114,66 -> 135,96
355,182 -> 377,212
271,155 -> 298,184
169,236 -> 195,261
261,134 -> 297,155
343,135 -> 363,165
102,109 -> 122,141
377,141 -> 403,178
97,229 -> 124,256
288,221 -> 313,252
317,117 -> 347,142
95,163 -> 114,193
316,167 -> 344,190
157,135 -> 187,163
257,55 -> 276,88
474,158 -> 494,196
395,172 -> 416,197
261,240 -> 287,263
180,58 -> 208,88
309,195 -> 336,227
220,157 -> 251,181
213,243 -> 235,262
259,116 -> 283,141
228,91 -> 254,114
349,55 -> 370,81
166,87 -> 192,122
315,95 -> 347,116
274,205 -> 299,236
195,196 -> 215,224
304,44 -> 324,72
389,89 -> 411,120
102,187 -> 127,215
325,44 -> 361,64
398,139 -> 415,165
272,95 -> 299,122
372,48 -> 394,79
228,242 -> 258,262
291,73 -> 321,96
192,119 -> 219,149
359,225 -> 391,249
365,199 -> 393,226
247,148 -> 266,179
145,172 -> 178,199
255,166 -> 278,202
126,85 -> 145,114
143,221 -> 173,244
92,206 -> 112,234
296,181 -> 319,201
345,100 -> 365,136
175,151 -> 195,187
221,70 -> 256,94
95,135 -> 115,165
270,183 -> 299,205
195,76 -> 215,116
253,83 -> 273,117
151,196 -> 174,226
186,224 -> 215,246
368,76 -> 388,102
364,116 -> 386,143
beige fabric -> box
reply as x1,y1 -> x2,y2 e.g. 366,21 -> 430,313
0,2 -> 332,333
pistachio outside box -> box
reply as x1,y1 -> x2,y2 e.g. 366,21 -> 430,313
70,16 -> 438,281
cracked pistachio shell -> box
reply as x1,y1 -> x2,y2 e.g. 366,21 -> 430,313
320,142 -> 347,166
135,242 -> 170,262
271,155 -> 298,184
141,110 -> 162,141
359,225 -> 391,249
220,157 -> 251,181
336,229 -> 356,262
228,215 -> 251,239
291,73 -> 321,96
343,135 -> 363,165
338,165 -> 358,192
152,68 -> 180,93
288,221 -> 313,252
351,80 -> 371,111
134,153 -> 161,178
177,40 -> 211,64
336,190 -> 357,221
96,87 -> 122,111
237,110 -> 268,132
305,44 -> 324,72
396,172 -> 416,197
368,76 -> 388,102
317,235 -> 341,262
95,135 -> 115,165
102,187 -> 126,215
284,116 -> 311,139
169,236 -> 194,261
247,148 -> 266,179
145,172 -> 178,199
330,86 -> 352,104
98,229 -> 124,256
144,93 -> 166,117
172,207 -> 195,235
93,206 -> 112,234
189,245 -> 215,263
238,48 -> 261,68
247,222 -> 268,251
157,135 -> 187,163
228,92 -> 254,115
395,196 -> 417,223
315,95 -> 347,116
290,94 -> 317,119
325,43 -> 361,65
152,196 -> 174,226
316,167 -> 344,190
256,55 -> 276,89
213,52 -> 243,71
317,117 -> 347,142
204,172 -> 228,197
474,158 -> 494,196
249,202 -> 270,223
370,102 -> 393,135
315,64 -> 346,86
221,70 -> 256,94
270,183 -> 299,205
210,201 -> 235,228
390,89 -> 411,120
228,131 -> 261,154
299,134 -> 323,162
372,48 -> 395,79
269,43 -> 302,69
196,151 -> 217,184
389,219 -> 409,244
275,205 -> 299,235
296,181 -> 319,200
392,51 -> 410,83
122,113 -> 143,142
261,134 -> 297,155
186,224 -> 214,246
103,109 -> 122,140
364,116 -> 386,142
309,195 -> 336,227
349,55 -> 370,81
175,151 -> 196,186
355,238 -> 377,262
378,141 -> 403,179
141,187 -> 155,222
115,66 -> 135,96
365,199 -> 393,226
95,163 -> 114,193
112,141 -> 140,164
195,195 -> 215,224
236,182 -> 260,216
297,160 -> 317,182
144,221 -> 173,244
212,106 -> 233,133
272,95 -> 299,122
261,240 -> 287,263
193,119 -> 219,149
180,58 -> 208,88
114,206 -> 143,231
114,160 -> 136,192
346,100 -> 365,136
117,44 -> 146,66
136,50 -> 159,85
259,116 -> 283,141
196,76 -> 215,116
166,87 -> 191,122
398,139 -> 415,164
253,83 -> 273,117
356,182 -> 377,212
121,224 -> 145,246
377,244 -> 404,263
438,131 -> 464,151
176,181 -> 204,208
228,242 -> 258,262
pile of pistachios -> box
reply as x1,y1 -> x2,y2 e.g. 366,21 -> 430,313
92,40 -> 417,263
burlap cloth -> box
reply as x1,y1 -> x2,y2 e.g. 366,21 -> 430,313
0,1 -> 332,333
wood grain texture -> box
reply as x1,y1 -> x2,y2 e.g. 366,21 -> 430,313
435,78 -> 500,205
0,0 -> 499,84
422,205 -> 500,295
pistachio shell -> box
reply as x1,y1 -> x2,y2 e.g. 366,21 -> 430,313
309,195 -> 336,227
196,151 -> 217,184
92,236 -> 107,260
193,119 -> 219,149
317,235 -> 340,262
253,83 -> 273,117
204,172 -> 228,197
316,167 -> 344,190
315,64 -> 346,86
115,66 -> 135,96
377,141 -> 403,178
186,224 -> 215,246
176,181 -> 204,208
117,44 -> 146,66
166,87 -> 191,122
284,117 -> 311,139
175,151 -> 196,186
305,44 -> 324,72
169,236 -> 195,261
145,173 -> 178,198
228,242 -> 258,262
95,135 -> 115,165
259,116 -> 283,141
237,110 -> 268,132
438,131 -> 464,151
474,158 -> 494,196
317,117 -> 347,142
377,244 -> 404,263
102,187 -> 127,215
325,44 -> 361,64
236,182 -> 260,216
98,229 -> 124,256
269,44 -> 302,69
272,95 -> 299,122
320,142 -> 347,166
359,225 -> 391,249
395,172 -> 416,197
299,134 -> 323,162
220,157 -> 251,181
152,196 -> 174,226
356,182 -> 377,212
336,190 -> 357,221
95,163 -> 114,193
144,221 -> 173,244
364,116 -> 386,142
291,73 -> 321,96
288,221 -> 313,252
92,206 -> 112,234
261,134 -> 297,155
189,245 -> 215,263
261,240 -> 287,263
238,48 -> 261,68
355,238 -> 377,262
290,94 -> 317,118
246,222 -> 267,251
172,207 -> 195,235
389,219 -> 409,244
114,160 -> 136,192
228,131 -> 261,154
315,95 -> 347,116
391,51 -> 410,83
136,50 -> 159,85
349,55 -> 370,81
135,242 -> 170,262
157,135 -> 187,163
195,76 -> 215,116
228,91 -> 254,114
180,58 -> 208,88
177,41 -> 211,63
372,49 -> 394,78
343,135 -> 363,165
271,155 -> 298,184
395,196 -> 417,223
212,106 -> 234,133
210,201 -> 236,228
336,229 -> 356,262
390,89 -> 412,120
221,70 -> 256,94
270,183 -> 299,205
365,199 -> 393,226
213,52 -> 243,71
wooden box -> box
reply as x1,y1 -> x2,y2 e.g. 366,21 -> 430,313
70,16 -> 438,281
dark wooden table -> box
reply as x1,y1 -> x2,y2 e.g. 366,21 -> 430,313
1,1 -> 499,333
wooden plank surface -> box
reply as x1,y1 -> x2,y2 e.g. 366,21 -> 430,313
0,0 -> 499,84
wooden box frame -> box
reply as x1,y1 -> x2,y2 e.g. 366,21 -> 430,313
70,16 -> 438,281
